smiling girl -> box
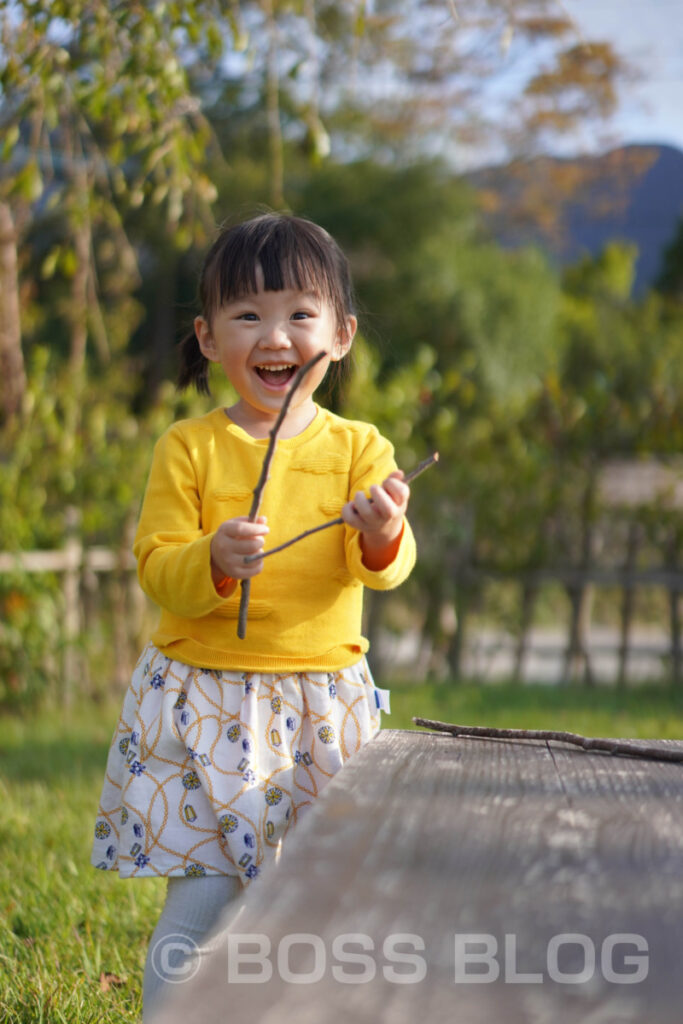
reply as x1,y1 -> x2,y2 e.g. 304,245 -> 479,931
90,212 -> 416,1020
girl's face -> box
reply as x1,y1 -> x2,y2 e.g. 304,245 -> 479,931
195,266 -> 356,437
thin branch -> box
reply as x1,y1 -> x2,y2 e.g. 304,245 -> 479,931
413,717 -> 683,765
447,0 -> 461,22
244,451 -> 440,564
237,350 -> 327,639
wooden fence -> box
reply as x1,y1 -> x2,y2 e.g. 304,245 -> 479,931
462,564 -> 683,687
2,507 -> 683,693
0,507 -> 143,704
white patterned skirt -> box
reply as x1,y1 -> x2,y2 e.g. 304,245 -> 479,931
91,644 -> 389,887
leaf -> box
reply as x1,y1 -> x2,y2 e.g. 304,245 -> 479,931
41,248 -> 60,280
60,248 -> 78,279
13,162 -> 44,202
99,972 -> 126,993
2,124 -> 20,161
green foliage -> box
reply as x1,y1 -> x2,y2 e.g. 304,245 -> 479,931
338,219 -> 683,672
0,0 -> 223,222
541,246 -> 683,456
295,159 -> 560,410
656,215 -> 683,301
0,347 -> 221,709
0,573 -> 62,711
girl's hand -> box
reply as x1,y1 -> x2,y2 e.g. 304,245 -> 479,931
342,471 -> 410,571
210,516 -> 269,590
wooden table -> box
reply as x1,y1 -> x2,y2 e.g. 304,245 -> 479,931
161,729 -> 683,1024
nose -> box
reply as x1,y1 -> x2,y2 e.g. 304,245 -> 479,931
259,320 -> 292,349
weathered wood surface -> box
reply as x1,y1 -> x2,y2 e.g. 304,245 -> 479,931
160,729 -> 683,1024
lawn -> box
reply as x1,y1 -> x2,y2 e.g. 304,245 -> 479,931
0,700 -> 164,1024
389,677 -> 683,739
2,680 -> 683,1022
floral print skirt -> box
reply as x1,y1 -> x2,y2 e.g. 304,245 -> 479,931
91,643 -> 389,887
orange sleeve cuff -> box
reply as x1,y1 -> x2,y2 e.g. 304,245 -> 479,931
360,520 -> 405,572
214,575 -> 236,596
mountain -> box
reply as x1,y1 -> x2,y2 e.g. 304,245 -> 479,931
467,144 -> 683,297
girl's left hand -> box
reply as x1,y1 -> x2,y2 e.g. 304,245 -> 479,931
343,471 -> 410,567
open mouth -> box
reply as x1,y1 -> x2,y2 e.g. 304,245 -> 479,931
254,364 -> 299,387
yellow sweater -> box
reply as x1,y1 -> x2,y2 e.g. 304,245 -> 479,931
133,404 -> 416,671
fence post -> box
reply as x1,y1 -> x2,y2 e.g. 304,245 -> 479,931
514,579 -> 538,683
62,505 -> 82,708
447,507 -> 476,681
617,522 -> 641,690
113,510 -> 141,688
562,476 -> 597,686
667,529 -> 682,688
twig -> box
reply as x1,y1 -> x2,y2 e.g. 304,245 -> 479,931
237,350 -> 327,639
412,717 -> 683,764
447,0 -> 461,22
244,451 -> 439,564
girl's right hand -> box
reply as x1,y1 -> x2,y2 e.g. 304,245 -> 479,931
210,516 -> 269,585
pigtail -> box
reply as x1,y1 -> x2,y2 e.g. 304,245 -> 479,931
177,330 -> 211,395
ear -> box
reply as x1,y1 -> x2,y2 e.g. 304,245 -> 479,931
195,316 -> 219,362
331,314 -> 357,362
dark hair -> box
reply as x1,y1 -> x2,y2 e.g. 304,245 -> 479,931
177,213 -> 356,394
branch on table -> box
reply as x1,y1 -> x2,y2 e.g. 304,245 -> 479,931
413,717 -> 683,764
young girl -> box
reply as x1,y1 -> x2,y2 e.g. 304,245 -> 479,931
91,212 -> 416,1019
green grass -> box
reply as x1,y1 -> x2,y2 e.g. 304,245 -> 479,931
0,701 -> 165,1023
2,680 -> 683,1021
388,678 -> 683,738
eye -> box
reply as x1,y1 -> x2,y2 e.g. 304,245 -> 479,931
236,312 -> 259,321
291,310 -> 315,320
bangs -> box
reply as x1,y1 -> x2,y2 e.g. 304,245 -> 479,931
201,214 -> 353,327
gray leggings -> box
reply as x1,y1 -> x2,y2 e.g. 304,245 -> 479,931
142,874 -> 242,1022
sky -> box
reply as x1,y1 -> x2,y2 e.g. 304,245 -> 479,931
563,0 -> 683,153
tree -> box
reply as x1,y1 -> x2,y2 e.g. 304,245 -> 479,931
0,1 -> 630,421
196,1 -> 629,203
657,216 -> 683,302
0,200 -> 25,419
295,158 -> 559,395
0,0 -> 225,420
